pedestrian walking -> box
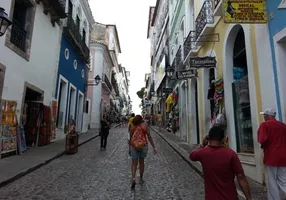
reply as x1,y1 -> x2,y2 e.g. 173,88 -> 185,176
129,115 -> 157,190
157,111 -> 162,132
190,126 -> 251,200
128,113 -> 135,132
100,114 -> 110,150
258,108 -> 286,200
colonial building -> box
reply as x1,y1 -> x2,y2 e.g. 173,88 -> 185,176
88,23 -> 122,129
54,0 -> 94,139
148,0 -> 276,184
0,0 -> 66,149
147,0 -> 170,125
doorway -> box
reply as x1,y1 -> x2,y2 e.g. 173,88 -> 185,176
57,79 -> 68,128
231,27 -> 254,153
24,87 -> 43,146
67,85 -> 76,123
76,92 -> 84,132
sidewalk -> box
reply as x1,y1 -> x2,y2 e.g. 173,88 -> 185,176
0,124 -> 120,188
150,126 -> 268,200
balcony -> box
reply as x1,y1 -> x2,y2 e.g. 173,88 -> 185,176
102,74 -> 113,93
111,72 -> 120,96
35,0 -> 66,26
10,20 -> 27,52
63,16 -> 90,63
183,31 -> 197,61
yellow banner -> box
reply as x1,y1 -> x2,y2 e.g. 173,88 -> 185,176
223,0 -> 267,23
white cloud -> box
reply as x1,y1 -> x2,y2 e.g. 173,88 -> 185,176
89,0 -> 156,115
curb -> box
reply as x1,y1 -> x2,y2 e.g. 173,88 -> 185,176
150,126 -> 247,200
0,124 -> 122,189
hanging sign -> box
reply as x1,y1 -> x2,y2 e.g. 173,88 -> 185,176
189,56 -> 217,68
163,88 -> 173,93
177,71 -> 198,80
223,0 -> 267,23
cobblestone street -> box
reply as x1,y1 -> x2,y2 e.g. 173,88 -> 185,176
0,127 -> 206,200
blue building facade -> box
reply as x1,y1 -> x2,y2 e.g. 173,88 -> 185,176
266,0 -> 286,121
55,34 -> 88,131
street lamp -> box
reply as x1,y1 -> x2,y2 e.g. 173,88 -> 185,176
0,7 -> 12,37
94,75 -> 101,85
165,66 -> 174,78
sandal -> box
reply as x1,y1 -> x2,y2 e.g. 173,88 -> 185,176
131,181 -> 136,190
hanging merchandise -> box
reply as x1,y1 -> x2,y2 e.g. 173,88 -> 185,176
172,91 -> 178,105
214,78 -> 224,103
1,100 -> 18,155
165,94 -> 173,113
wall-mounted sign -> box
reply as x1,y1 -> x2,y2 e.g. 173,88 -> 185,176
163,88 -> 173,93
177,71 -> 198,80
189,56 -> 217,68
223,0 -> 267,23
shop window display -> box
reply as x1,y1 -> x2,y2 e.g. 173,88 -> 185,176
232,28 -> 254,153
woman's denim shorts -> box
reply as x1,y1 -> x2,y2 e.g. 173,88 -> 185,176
130,144 -> 148,159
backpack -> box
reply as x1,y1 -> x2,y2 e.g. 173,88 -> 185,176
131,125 -> 147,150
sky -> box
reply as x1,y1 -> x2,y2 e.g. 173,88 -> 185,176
89,0 -> 156,115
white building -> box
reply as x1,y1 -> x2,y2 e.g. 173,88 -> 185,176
0,0 -> 67,148
88,23 -> 122,129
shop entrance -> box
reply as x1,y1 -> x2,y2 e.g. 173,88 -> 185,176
232,27 -> 254,153
57,80 -> 68,128
24,87 -> 43,147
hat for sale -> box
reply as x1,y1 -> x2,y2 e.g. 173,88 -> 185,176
260,108 -> 276,116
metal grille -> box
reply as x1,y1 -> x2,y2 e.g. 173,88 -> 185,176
10,20 -> 27,52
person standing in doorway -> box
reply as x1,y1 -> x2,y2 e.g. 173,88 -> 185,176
190,126 -> 252,200
129,115 -> 156,190
100,114 -> 110,150
258,108 -> 286,200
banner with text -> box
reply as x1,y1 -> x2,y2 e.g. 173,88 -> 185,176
223,0 -> 267,24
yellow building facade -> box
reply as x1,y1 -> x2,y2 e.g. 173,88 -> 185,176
184,0 -> 276,184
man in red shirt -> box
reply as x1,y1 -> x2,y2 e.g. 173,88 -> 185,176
258,108 -> 286,200
190,126 -> 251,200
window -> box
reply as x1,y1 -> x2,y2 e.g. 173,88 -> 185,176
82,29 -> 86,43
76,15 -> 80,31
74,60 -> 77,69
81,69 -> 85,78
6,0 -> 36,60
85,100 -> 89,113
65,48 -> 69,59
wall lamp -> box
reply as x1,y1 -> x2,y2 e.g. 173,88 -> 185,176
85,75 -> 101,89
0,7 -> 12,37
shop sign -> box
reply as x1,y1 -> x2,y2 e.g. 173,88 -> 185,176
177,70 -> 198,80
223,0 -> 267,24
189,56 -> 217,69
163,88 -> 173,93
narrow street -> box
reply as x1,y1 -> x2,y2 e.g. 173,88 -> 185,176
0,127 -> 206,200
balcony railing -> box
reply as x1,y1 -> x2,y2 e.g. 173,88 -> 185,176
102,74 -> 113,92
214,0 -> 221,9
183,31 -> 197,60
195,0 -> 214,39
63,16 -> 90,63
195,2 -> 208,39
10,20 -> 27,52
175,46 -> 183,68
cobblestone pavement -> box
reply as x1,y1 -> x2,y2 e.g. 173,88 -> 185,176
0,127 -> 207,200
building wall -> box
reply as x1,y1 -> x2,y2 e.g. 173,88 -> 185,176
55,35 -> 87,97
266,0 -> 286,121
88,44 -> 104,129
0,2 -> 61,120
